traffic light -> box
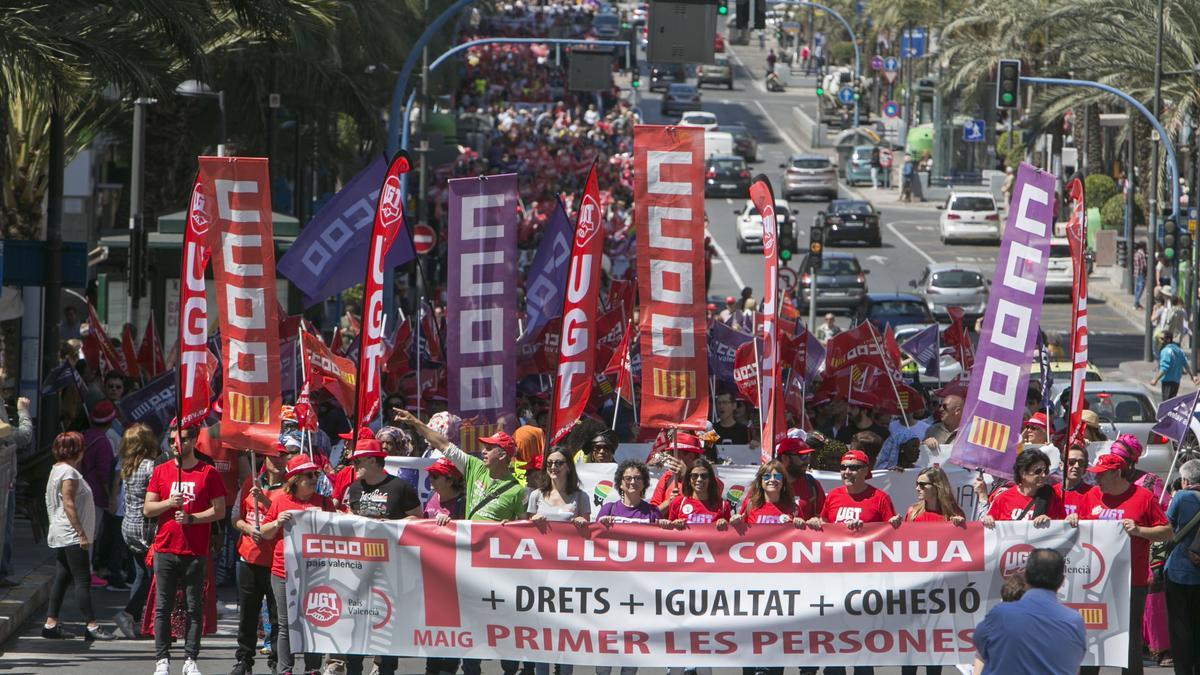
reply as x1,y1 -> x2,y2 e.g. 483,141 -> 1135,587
815,84 -> 824,97
735,0 -> 749,29
631,71 -> 640,88
996,59 -> 1021,110
808,226 -> 824,270
717,0 -> 728,15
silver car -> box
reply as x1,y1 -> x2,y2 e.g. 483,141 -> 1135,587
1048,381 -> 1173,478
781,154 -> 838,201
910,263 -> 989,320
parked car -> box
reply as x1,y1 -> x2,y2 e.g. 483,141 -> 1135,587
703,130 -> 735,157
815,200 -> 881,247
649,63 -> 687,92
845,145 -> 877,185
734,197 -> 797,253
705,155 -> 751,198
796,252 -> 869,313
717,124 -> 757,162
1032,358 -> 1103,386
1045,237 -> 1074,297
697,54 -> 734,89
591,12 -> 621,38
853,292 -> 936,332
781,154 -> 838,201
1048,382 -> 1171,478
938,190 -> 1002,244
661,84 -> 702,116
910,263 -> 989,320
678,110 -> 718,130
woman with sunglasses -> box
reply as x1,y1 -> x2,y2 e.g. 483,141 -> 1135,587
259,454 -> 334,675
980,448 -> 1065,528
731,461 -> 797,525
666,458 -> 731,529
597,460 -> 660,526
905,466 -> 965,525
525,446 -> 591,529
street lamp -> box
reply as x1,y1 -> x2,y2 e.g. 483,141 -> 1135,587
175,79 -> 226,157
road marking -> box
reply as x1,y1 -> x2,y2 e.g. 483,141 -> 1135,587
726,197 -> 733,204
914,225 -> 936,231
705,224 -> 747,292
752,100 -> 802,154
885,221 -> 936,264
868,255 -> 888,264
725,46 -> 771,96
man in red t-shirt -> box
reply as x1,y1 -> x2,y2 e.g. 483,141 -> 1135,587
142,421 -> 227,675
777,437 -> 826,519
230,446 -> 286,675
1055,444 -> 1092,517
331,427 -> 374,509
1078,452 -> 1172,675
814,450 -> 898,531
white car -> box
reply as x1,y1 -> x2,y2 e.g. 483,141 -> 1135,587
734,197 -> 795,253
938,190 -> 1001,244
678,111 -> 718,130
1044,237 -> 1074,296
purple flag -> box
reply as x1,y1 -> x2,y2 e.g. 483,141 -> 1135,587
795,319 -> 824,388
901,323 -> 940,378
1151,390 -> 1200,445
447,174 -> 519,434
277,156 -> 415,306
708,320 -> 754,384
115,370 -> 177,436
949,164 -> 1056,479
519,198 -> 573,343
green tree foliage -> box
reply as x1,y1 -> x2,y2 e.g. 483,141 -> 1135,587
1084,174 -> 1117,211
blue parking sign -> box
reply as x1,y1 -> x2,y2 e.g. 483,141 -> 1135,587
838,87 -> 856,105
901,28 -> 926,58
963,119 -> 986,143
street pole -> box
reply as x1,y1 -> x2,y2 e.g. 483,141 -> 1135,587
1125,109 -> 1136,293
127,98 -> 152,327
1145,0 -> 1164,361
39,109 -> 64,450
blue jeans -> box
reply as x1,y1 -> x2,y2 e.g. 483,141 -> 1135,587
1134,274 -> 1146,307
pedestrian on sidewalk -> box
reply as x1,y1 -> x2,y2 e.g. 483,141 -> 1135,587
1156,251 -> 1174,293
1152,330 -> 1198,400
870,146 -> 882,189
766,49 -> 777,74
1133,242 -> 1148,309
0,387 -> 33,588
900,158 -> 914,202
42,431 -> 115,641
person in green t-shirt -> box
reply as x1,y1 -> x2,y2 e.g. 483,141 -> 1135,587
396,410 -> 525,522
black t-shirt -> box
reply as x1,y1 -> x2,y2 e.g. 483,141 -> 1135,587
347,474 -> 420,520
713,420 -> 751,444
837,423 -> 891,445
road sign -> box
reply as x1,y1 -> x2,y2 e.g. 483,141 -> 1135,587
900,28 -> 926,58
870,55 -> 883,71
882,100 -> 900,118
413,224 -> 437,255
883,57 -> 899,72
962,119 -> 986,143
837,86 -> 855,105
778,266 -> 798,292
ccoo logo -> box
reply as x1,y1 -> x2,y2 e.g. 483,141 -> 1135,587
576,194 -> 601,246
304,586 -> 343,628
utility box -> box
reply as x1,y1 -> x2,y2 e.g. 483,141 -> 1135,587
648,0 -> 716,65
568,49 -> 614,91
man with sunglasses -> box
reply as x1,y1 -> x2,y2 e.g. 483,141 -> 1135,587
1054,445 -> 1092,517
143,421 -> 227,675
922,394 -> 963,451
811,450 -> 898,532
776,438 -> 825,520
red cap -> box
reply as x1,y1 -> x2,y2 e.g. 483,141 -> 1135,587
479,431 -> 518,457
671,432 -> 704,454
776,437 -> 815,456
840,450 -> 872,467
255,444 -> 284,458
338,427 -> 376,441
1023,412 -> 1050,431
1087,453 -> 1126,474
285,454 -> 321,480
349,439 -> 387,461
89,400 -> 117,425
426,457 -> 463,480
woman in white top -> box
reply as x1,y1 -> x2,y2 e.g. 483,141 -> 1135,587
43,431 -> 113,641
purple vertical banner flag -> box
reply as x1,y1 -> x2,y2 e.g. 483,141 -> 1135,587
949,164 -> 1056,479
518,198 -> 573,344
447,174 -> 519,434
708,320 -> 754,385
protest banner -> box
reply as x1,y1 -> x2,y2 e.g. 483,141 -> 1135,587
1064,176 -> 1088,449
950,163 -> 1055,479
447,174 -> 519,435
115,370 -> 177,436
749,175 -> 782,459
178,175 -> 213,428
519,198 -> 573,343
285,513 -> 1131,668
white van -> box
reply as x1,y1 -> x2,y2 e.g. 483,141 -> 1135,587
704,130 -> 735,157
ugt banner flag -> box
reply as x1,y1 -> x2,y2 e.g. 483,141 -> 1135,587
178,174 -> 213,429
950,164 -> 1056,480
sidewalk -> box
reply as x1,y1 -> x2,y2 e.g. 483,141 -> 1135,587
0,511 -> 56,647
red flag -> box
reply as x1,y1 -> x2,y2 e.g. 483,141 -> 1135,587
749,175 -> 783,460
944,307 -> 975,372
301,331 -> 357,416
824,322 -> 891,374
177,175 -> 212,429
733,341 -> 760,406
294,381 -> 318,432
200,156 -> 281,453
84,303 -> 124,376
120,323 -> 141,381
634,125 -> 709,430
356,151 -> 412,428
137,313 -> 166,378
1065,176 -> 1088,449
550,161 -> 605,444
602,320 -> 635,404
606,278 -> 636,318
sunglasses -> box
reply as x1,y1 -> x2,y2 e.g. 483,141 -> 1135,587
545,459 -> 567,468
1067,459 -> 1088,467
840,464 -> 867,472
690,473 -> 711,481
762,472 -> 784,481
915,481 -> 935,489
621,475 -> 643,483
1024,467 -> 1049,476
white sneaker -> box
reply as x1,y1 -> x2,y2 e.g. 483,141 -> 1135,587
153,659 -> 170,675
182,658 -> 203,675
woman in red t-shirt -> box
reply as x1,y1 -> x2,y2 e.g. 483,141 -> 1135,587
981,448 -> 1066,527
904,466 -> 966,524
666,458 -> 731,528
733,461 -> 798,525
258,454 -> 333,675
230,446 -> 287,674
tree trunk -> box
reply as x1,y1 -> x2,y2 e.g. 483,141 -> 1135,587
1086,104 -> 1104,176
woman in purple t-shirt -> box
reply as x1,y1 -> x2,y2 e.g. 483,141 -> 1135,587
597,460 -> 662,525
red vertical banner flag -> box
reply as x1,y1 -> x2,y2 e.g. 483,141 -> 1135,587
356,152 -> 411,428
84,303 -> 124,375
1065,176 -> 1088,449
137,312 -> 167,378
197,157 -> 281,452
633,125 -> 709,430
120,324 -> 141,381
178,175 -> 213,428
749,176 -> 782,461
550,162 -> 604,443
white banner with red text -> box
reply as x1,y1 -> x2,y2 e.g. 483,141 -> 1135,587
284,514 -> 1130,667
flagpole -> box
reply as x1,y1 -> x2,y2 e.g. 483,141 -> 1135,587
249,449 -> 261,529
1162,392 -> 1200,504
866,322 -> 909,426
417,297 -> 424,422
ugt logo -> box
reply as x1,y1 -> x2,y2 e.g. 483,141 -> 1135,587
576,193 -> 601,246
760,204 -> 776,255
304,586 -> 343,627
1000,544 -> 1034,578
188,187 -> 209,236
379,174 -> 404,228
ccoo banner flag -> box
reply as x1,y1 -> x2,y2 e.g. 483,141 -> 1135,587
950,163 -> 1056,479
198,156 -> 282,453
447,174 -> 519,434
634,125 -> 709,430
285,514 -> 1131,668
